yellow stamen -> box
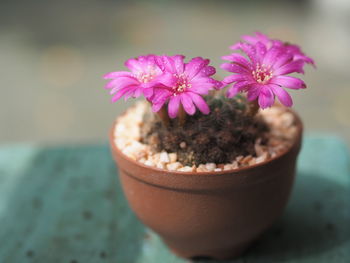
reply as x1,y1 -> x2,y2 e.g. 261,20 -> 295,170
252,63 -> 273,84
172,73 -> 191,95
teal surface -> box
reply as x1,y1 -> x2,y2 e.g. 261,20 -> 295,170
0,136 -> 349,263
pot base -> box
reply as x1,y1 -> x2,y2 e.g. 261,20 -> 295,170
168,242 -> 251,260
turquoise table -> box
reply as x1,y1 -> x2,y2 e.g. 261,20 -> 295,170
0,136 -> 349,263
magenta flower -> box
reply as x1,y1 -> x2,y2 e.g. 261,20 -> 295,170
103,55 -> 163,102
150,55 -> 222,118
221,41 -> 310,108
232,32 -> 315,66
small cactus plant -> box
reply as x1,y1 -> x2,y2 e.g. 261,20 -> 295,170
141,94 -> 269,165
103,32 -> 313,166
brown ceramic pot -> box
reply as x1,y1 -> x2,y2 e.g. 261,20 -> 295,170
109,108 -> 303,260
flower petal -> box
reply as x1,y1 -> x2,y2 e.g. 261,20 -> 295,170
272,53 -> 293,69
221,54 -> 251,69
150,88 -> 172,104
156,55 -> 175,73
152,100 -> 166,112
104,76 -> 137,90
270,76 -> 306,90
258,86 -> 274,109
262,46 -> 282,66
226,84 -> 240,98
168,95 -> 181,118
111,86 -> 135,102
213,80 -> 224,90
133,87 -> 143,98
223,74 -> 251,84
274,60 -> 305,75
295,54 -> 315,66
241,35 -> 258,44
143,87 -> 154,99
269,84 -> 293,107
180,93 -> 196,115
229,42 -> 242,50
123,87 -> 139,100
157,72 -> 176,87
189,84 -> 212,95
125,58 -> 143,73
105,79 -> 120,91
246,85 -> 261,101
284,44 -> 315,65
151,89 -> 170,112
233,80 -> 255,90
242,32 -> 270,46
220,63 -> 249,74
201,66 -> 216,76
172,55 -> 185,74
103,71 -> 133,79
255,42 -> 267,63
188,92 -> 210,115
191,77 -> 218,92
239,43 -> 257,64
185,57 -> 210,79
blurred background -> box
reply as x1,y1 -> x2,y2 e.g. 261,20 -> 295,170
1,0 -> 349,145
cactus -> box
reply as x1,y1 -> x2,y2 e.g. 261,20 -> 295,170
141,95 -> 269,166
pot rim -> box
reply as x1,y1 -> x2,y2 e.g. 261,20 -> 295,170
110,104 -> 303,178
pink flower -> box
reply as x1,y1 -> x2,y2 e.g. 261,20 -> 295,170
221,41 -> 310,108
150,55 -> 222,118
103,55 -> 163,102
232,32 -> 315,66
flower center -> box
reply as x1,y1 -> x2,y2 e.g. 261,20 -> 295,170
173,73 -> 191,95
139,73 -> 154,83
137,66 -> 157,83
252,64 -> 273,84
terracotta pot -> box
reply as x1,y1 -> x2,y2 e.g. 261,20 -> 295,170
109,108 -> 303,260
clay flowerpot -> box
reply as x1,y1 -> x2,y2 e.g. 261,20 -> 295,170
109,109 -> 303,260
